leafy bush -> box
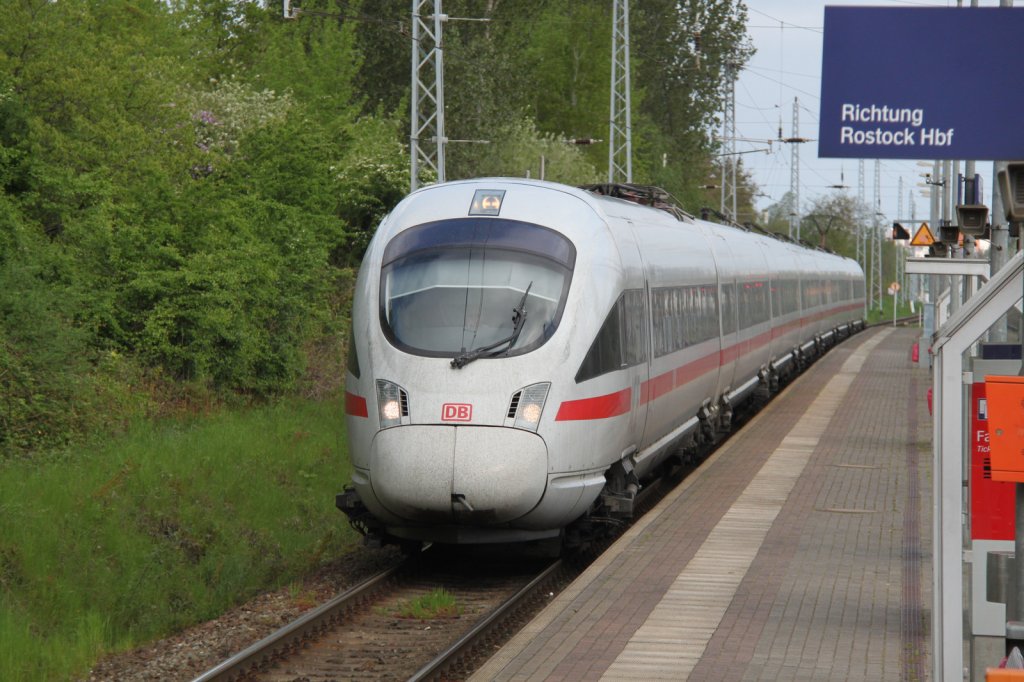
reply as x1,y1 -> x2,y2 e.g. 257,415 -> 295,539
467,116 -> 601,185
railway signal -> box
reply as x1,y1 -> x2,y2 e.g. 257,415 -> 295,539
892,222 -> 911,240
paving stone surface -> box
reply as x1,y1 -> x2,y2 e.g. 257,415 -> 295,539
471,327 -> 931,681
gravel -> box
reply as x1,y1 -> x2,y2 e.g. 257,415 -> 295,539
84,546 -> 403,682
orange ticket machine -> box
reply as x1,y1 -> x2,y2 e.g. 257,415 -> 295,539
986,376 -> 1024,483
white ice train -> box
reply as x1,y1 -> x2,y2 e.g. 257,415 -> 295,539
338,178 -> 865,547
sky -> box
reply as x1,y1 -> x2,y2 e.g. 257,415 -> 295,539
736,0 -> 998,228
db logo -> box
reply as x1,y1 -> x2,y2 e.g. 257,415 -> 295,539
442,403 -> 473,422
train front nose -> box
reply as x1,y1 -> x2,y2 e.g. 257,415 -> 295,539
368,426 -> 548,524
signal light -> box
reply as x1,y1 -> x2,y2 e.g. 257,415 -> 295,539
938,219 -> 959,245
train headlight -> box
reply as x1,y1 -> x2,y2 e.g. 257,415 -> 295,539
513,382 -> 550,432
376,379 -> 409,429
469,189 -> 505,216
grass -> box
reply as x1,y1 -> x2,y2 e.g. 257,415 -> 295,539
0,396 -> 360,681
393,588 -> 461,620
865,296 -> 920,326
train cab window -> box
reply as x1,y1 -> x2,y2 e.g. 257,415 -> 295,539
346,326 -> 360,378
576,289 -> 648,383
379,219 -> 575,358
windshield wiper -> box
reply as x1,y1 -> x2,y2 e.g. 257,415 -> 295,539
451,282 -> 532,369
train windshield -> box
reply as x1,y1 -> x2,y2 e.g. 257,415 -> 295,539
380,218 -> 575,358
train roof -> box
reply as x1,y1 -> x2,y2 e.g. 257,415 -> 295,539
396,178 -> 861,270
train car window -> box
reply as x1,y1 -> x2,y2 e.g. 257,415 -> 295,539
784,280 -> 799,314
739,281 -> 769,329
720,282 -> 737,335
380,219 -> 575,359
622,289 -> 648,366
802,279 -> 822,309
576,289 -> 646,383
651,284 -> 718,357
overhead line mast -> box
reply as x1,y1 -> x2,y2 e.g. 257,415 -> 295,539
720,62 -> 737,221
857,160 -> 865,269
782,97 -> 810,241
410,0 -> 446,191
608,0 -> 632,183
872,159 -> 882,311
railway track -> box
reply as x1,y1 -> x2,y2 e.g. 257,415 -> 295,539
191,550 -> 567,682
192,460 -> 686,682
204,462 -> 692,682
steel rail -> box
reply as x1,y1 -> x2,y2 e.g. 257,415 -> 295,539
190,561 -> 408,682
407,558 -> 564,681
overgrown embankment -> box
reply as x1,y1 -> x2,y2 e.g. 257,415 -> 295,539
0,398 -> 358,681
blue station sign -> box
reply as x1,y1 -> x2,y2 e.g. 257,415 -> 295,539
819,7 -> 1024,160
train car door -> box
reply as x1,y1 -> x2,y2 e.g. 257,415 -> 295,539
614,220 -> 650,453
699,223 -> 738,403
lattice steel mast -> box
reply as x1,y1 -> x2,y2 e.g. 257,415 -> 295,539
608,0 -> 632,183
789,98 -> 800,240
410,0 -> 446,191
720,64 -> 737,221
871,159 -> 882,310
857,160 -> 865,267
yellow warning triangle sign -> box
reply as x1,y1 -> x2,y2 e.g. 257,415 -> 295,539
910,222 -> 935,246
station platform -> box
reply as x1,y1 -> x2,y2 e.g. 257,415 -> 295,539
472,326 -> 932,681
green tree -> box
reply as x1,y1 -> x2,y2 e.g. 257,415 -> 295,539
800,193 -> 860,255
630,0 -> 754,205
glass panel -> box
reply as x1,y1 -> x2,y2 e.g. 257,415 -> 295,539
721,282 -> 737,335
622,289 -> 648,365
380,220 -> 574,358
576,289 -> 647,383
576,298 -> 623,383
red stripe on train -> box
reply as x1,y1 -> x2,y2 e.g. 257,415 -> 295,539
555,388 -> 632,421
556,305 -> 862,420
640,371 -> 674,404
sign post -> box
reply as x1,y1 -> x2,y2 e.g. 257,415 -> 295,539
888,282 -> 900,326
